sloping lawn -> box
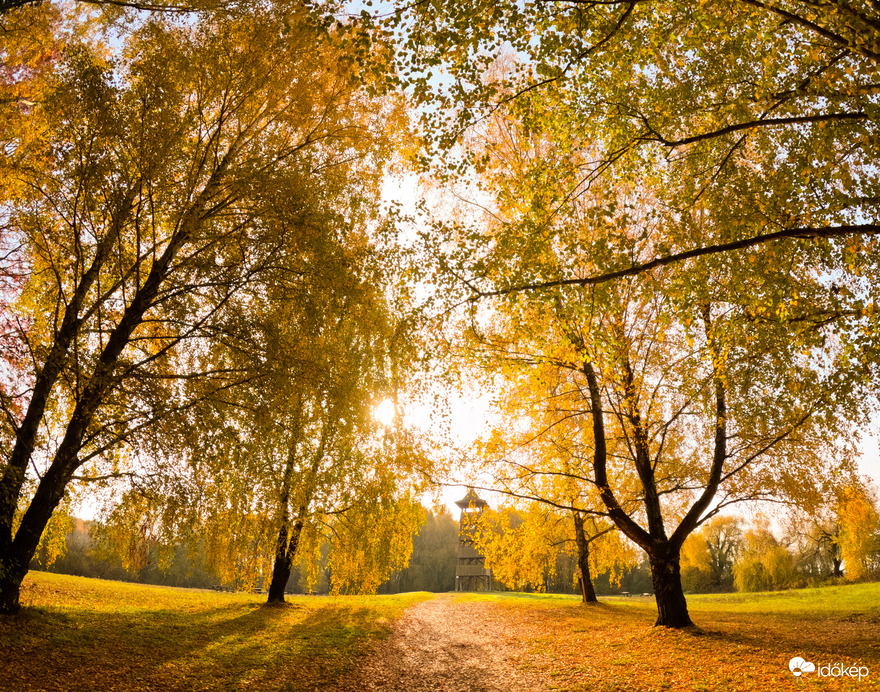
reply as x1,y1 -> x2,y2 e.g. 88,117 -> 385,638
4,573 -> 880,691
0,572 -> 429,692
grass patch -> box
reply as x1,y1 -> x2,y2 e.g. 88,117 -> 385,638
0,571 -> 430,692
5,574 -> 880,691
451,590 -> 580,606
472,584 -> 880,691
687,582 -> 880,620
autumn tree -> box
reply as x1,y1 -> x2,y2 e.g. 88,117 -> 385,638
386,0 -> 880,282
93,52 -> 431,601
0,6 -> 400,613
680,516 -> 742,592
477,504 -> 563,594
836,483 -> 880,580
389,6 -> 880,597
476,503 -> 629,600
784,480 -> 880,580
109,225 -> 431,601
788,500 -> 847,580
733,519 -> 798,592
463,275 -> 853,625
243,234 -> 427,602
380,2 -> 879,622
439,102 -> 865,627
461,323 -> 636,602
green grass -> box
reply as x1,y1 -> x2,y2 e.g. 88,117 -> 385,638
459,581 -> 880,618
686,582 -> 880,618
451,589 -> 580,605
586,582 -> 880,624
4,574 -> 880,691
1,571 -> 431,692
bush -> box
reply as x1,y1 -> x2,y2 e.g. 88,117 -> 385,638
682,566 -> 715,593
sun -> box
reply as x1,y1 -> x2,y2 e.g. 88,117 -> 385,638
374,398 -> 396,427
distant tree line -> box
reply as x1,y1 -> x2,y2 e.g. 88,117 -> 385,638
31,518 -> 217,589
33,510 -> 466,595
682,487 -> 880,593
471,484 -> 880,597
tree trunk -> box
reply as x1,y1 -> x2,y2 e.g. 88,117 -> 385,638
573,512 -> 598,603
0,151 -> 238,617
0,454 -> 78,614
648,545 -> 692,628
577,564 -> 597,603
266,553 -> 292,603
266,520 -> 303,603
0,558 -> 25,615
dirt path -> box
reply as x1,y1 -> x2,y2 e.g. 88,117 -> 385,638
328,594 -> 547,692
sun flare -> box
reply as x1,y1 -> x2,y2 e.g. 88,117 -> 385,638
374,398 -> 396,426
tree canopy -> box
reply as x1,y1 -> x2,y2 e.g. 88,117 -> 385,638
389,0 -> 880,309
0,2 -> 412,613
430,75 -> 871,625
2,0 -> 880,636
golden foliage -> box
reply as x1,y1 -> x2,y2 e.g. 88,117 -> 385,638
837,484 -> 880,581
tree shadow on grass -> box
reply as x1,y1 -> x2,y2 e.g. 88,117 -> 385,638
0,598 -> 394,692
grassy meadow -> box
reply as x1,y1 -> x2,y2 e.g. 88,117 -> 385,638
1,572 -> 429,692
2,572 -> 879,691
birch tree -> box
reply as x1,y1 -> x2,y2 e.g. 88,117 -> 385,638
0,6 -> 398,613
448,109 -> 863,627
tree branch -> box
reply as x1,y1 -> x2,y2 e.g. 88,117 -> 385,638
737,0 -> 880,63
468,224 -> 880,300
640,111 -> 868,148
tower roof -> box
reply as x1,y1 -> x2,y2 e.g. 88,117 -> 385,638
455,487 -> 488,509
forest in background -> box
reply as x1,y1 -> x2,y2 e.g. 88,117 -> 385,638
30,492 -> 880,598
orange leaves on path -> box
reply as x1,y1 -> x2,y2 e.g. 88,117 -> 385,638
485,593 -> 880,691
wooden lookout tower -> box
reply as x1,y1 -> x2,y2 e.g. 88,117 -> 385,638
454,488 -> 493,592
